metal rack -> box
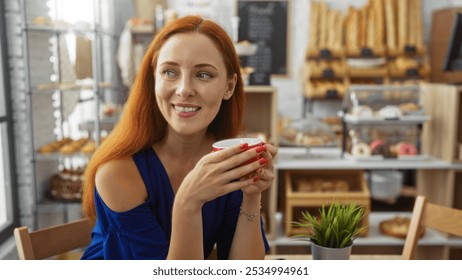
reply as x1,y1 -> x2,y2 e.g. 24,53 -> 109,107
19,0 -> 119,229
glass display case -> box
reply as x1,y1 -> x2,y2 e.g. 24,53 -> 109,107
280,114 -> 338,148
340,85 -> 430,160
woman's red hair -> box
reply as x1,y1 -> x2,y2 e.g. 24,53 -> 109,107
82,16 -> 245,218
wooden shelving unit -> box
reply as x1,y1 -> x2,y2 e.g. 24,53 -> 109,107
242,86 -> 278,240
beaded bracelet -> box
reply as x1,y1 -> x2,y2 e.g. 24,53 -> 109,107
239,204 -> 261,221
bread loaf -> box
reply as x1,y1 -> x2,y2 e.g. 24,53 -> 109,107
327,9 -> 336,50
415,0 -> 424,50
319,2 -> 328,49
408,0 -> 417,46
373,0 -> 384,50
359,7 -> 367,48
366,5 -> 375,49
384,0 -> 396,50
346,7 -> 360,53
308,1 -> 319,50
398,0 -> 408,50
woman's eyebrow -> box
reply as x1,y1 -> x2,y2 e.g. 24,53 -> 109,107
194,63 -> 218,70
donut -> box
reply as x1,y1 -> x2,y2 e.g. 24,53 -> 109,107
351,105 -> 373,117
351,142 -> 371,157
396,141 -> 417,156
379,105 -> 402,119
369,139 -> 390,157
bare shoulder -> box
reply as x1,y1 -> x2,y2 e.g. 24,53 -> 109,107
95,158 -> 147,212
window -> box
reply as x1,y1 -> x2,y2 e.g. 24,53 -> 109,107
0,1 -> 18,244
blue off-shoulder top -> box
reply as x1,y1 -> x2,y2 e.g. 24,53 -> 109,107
81,147 -> 269,260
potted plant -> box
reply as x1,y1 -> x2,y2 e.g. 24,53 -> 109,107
292,202 -> 367,260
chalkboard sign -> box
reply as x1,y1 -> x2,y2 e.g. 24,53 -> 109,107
237,0 -> 289,76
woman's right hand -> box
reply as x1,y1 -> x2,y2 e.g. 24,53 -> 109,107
174,143 -> 268,211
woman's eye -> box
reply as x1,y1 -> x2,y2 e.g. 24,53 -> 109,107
197,72 -> 213,80
162,70 -> 177,79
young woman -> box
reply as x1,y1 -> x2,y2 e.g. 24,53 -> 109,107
80,15 -> 277,260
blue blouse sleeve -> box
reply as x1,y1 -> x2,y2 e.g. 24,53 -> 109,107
82,202 -> 170,260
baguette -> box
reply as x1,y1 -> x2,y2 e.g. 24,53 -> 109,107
373,0 -> 384,49
327,9 -> 336,50
408,0 -> 417,46
319,2 -> 328,49
333,11 -> 344,51
398,0 -> 408,50
367,5 -> 375,49
415,0 -> 424,50
384,0 -> 396,50
359,7 -> 367,48
308,0 -> 319,50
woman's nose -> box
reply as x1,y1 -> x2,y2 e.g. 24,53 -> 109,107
176,76 -> 195,98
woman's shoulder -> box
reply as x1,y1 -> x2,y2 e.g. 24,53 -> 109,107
95,157 -> 148,212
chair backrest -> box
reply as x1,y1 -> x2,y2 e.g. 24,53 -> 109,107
402,195 -> 462,260
14,218 -> 95,260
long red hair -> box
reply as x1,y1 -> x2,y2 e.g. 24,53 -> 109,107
82,16 -> 245,218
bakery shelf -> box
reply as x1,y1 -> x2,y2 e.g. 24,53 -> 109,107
34,152 -> 91,161
24,23 -> 113,37
342,114 -> 431,125
33,81 -> 114,93
276,147 -> 462,170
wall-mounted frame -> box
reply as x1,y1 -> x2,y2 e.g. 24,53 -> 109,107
236,0 -> 290,78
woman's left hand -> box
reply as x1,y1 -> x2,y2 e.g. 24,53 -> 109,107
241,143 -> 278,197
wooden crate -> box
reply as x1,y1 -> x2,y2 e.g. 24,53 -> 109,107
284,169 -> 370,237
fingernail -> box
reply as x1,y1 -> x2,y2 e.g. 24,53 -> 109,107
253,176 -> 261,182
240,143 -> 249,149
259,158 -> 268,165
255,146 -> 267,153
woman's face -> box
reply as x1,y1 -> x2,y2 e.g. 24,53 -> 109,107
155,32 -> 236,138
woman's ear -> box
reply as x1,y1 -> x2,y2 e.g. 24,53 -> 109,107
223,73 -> 238,100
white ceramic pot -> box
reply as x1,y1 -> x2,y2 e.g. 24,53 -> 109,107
311,242 -> 352,260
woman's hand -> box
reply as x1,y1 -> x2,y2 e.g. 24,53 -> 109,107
241,143 -> 278,197
175,143 -> 269,210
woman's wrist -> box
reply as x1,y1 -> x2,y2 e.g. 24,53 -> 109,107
240,193 -> 262,218
242,193 -> 261,205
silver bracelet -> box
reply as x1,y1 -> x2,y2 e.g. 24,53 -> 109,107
239,204 -> 261,221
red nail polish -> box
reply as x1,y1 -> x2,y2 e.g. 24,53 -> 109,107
256,146 -> 266,153
253,176 -> 260,182
240,143 -> 249,149
259,158 -> 268,165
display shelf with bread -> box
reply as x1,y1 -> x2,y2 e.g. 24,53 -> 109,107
303,0 -> 430,111
20,0 -> 119,227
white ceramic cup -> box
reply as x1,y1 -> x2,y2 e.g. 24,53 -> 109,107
212,137 -> 263,151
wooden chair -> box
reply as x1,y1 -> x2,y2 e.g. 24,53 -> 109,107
402,195 -> 462,260
14,218 -> 95,260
